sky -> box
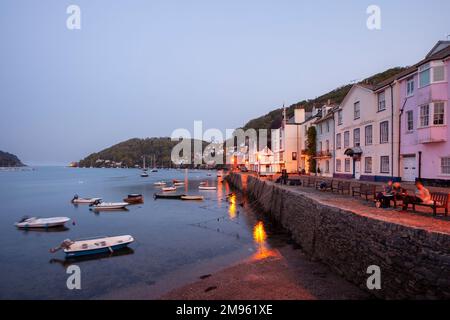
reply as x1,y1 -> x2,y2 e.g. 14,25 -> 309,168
0,0 -> 449,165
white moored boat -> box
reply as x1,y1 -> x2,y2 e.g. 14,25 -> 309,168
154,181 -> 166,186
199,186 -> 217,190
51,235 -> 134,257
71,195 -> 102,204
15,216 -> 70,229
162,186 -> 177,192
173,182 -> 185,186
89,201 -> 129,210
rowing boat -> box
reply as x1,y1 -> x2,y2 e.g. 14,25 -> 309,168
71,195 -> 102,204
51,235 -> 134,257
15,217 -> 70,229
123,194 -> 144,204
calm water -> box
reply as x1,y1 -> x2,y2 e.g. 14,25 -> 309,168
0,167 -> 281,299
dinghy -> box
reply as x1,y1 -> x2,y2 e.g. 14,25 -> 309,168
140,172 -> 149,177
71,195 -> 102,204
123,194 -> 143,204
154,193 -> 185,199
50,235 -> 134,257
89,200 -> 129,210
181,195 -> 204,201
154,181 -> 166,186
162,186 -> 177,192
199,186 -> 217,190
15,216 -> 70,229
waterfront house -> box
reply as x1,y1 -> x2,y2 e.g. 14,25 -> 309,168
334,83 -> 401,182
397,41 -> 450,186
314,103 -> 338,177
271,107 -> 313,173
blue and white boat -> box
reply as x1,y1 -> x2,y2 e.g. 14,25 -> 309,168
51,235 -> 134,257
15,216 -> 70,229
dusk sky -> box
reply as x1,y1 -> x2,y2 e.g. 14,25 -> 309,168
0,0 -> 449,165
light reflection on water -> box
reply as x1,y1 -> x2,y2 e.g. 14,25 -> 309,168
252,221 -> 277,260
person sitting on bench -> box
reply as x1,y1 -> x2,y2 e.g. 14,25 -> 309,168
375,180 -> 400,208
402,180 -> 432,211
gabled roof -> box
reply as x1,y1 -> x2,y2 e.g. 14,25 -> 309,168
338,84 -> 374,109
426,41 -> 450,58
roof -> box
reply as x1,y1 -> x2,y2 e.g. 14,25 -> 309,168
374,41 -> 450,91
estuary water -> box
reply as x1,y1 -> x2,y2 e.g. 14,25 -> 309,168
0,167 -> 281,299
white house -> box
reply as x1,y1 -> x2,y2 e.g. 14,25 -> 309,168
314,103 -> 337,177
334,84 -> 400,182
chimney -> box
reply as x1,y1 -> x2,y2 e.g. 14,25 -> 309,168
294,108 -> 305,124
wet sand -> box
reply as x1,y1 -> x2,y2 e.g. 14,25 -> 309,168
161,244 -> 370,300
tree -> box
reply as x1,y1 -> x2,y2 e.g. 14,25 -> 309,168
306,126 -> 317,174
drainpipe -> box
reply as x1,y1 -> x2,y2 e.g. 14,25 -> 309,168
398,97 -> 409,182
390,84 -> 394,180
418,151 -> 422,180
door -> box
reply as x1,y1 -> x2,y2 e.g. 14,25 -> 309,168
354,160 -> 361,179
402,156 -> 417,182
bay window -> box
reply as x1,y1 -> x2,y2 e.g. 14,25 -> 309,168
433,102 -> 445,125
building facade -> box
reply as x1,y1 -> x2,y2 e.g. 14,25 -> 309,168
314,104 -> 337,177
398,41 -> 450,186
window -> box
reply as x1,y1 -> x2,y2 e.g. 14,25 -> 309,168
442,157 -> 450,175
365,157 -> 372,173
292,152 -> 297,161
406,77 -> 414,96
419,63 -> 431,87
354,101 -> 360,119
419,104 -> 430,127
325,160 -> 330,173
325,140 -> 330,152
406,110 -> 414,131
319,141 -> 323,151
344,131 -> 350,148
365,125 -> 373,145
336,159 -> 342,172
326,121 -> 330,132
345,159 -> 351,172
380,121 -> 389,144
433,102 -> 445,125
338,110 -> 343,125
433,64 -> 445,82
378,91 -> 386,111
353,128 -> 360,147
336,133 -> 341,149
380,156 -> 389,173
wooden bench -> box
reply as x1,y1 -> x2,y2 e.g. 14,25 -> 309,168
315,179 -> 335,192
336,181 -> 351,195
301,176 -> 316,188
352,183 -> 376,201
411,192 -> 449,216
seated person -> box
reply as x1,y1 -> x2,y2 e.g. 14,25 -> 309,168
375,180 -> 394,208
402,180 -> 432,210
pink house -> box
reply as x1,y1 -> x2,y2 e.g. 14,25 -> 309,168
398,41 -> 450,186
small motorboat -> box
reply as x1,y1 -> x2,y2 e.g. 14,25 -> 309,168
173,182 -> 185,186
140,172 -> 149,177
15,216 -> 70,229
199,186 -> 217,190
154,193 -> 186,199
181,195 -> 204,201
162,186 -> 177,192
89,200 -> 129,210
123,194 -> 143,204
154,181 -> 166,186
71,195 -> 102,204
50,235 -> 134,257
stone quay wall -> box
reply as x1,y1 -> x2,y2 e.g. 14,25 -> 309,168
226,173 -> 450,299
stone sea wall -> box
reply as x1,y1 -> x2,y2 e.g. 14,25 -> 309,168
226,173 -> 450,299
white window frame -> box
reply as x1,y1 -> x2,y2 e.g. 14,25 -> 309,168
419,61 -> 447,88
433,102 -> 446,125
419,63 -> 431,88
364,157 -> 372,173
336,133 -> 341,150
365,125 -> 373,145
406,110 -> 414,132
378,91 -> 386,111
344,131 -> 350,148
380,121 -> 389,144
336,159 -> 342,172
353,128 -> 360,147
354,101 -> 360,119
380,156 -> 390,174
344,158 -> 351,173
419,104 -> 430,128
441,157 -> 450,175
406,77 -> 414,97
337,110 -> 343,125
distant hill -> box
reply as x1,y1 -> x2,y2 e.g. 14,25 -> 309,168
78,137 -> 208,168
242,67 -> 407,132
0,150 -> 25,167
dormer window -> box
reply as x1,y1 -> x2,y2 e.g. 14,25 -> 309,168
419,61 -> 446,88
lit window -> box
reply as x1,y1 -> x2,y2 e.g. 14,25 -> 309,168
365,157 -> 372,173
419,104 -> 430,127
406,110 -> 414,131
380,156 -> 389,173
378,91 -> 386,111
433,102 -> 445,125
442,157 -> 450,175
380,121 -> 389,144
292,152 -> 297,161
354,102 -> 360,119
365,125 -> 373,145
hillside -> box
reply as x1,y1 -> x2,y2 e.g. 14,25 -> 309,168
242,66 -> 407,131
78,137 -> 208,168
0,150 -> 25,167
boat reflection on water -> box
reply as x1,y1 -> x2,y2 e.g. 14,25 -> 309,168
49,247 -> 135,268
252,221 -> 277,260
